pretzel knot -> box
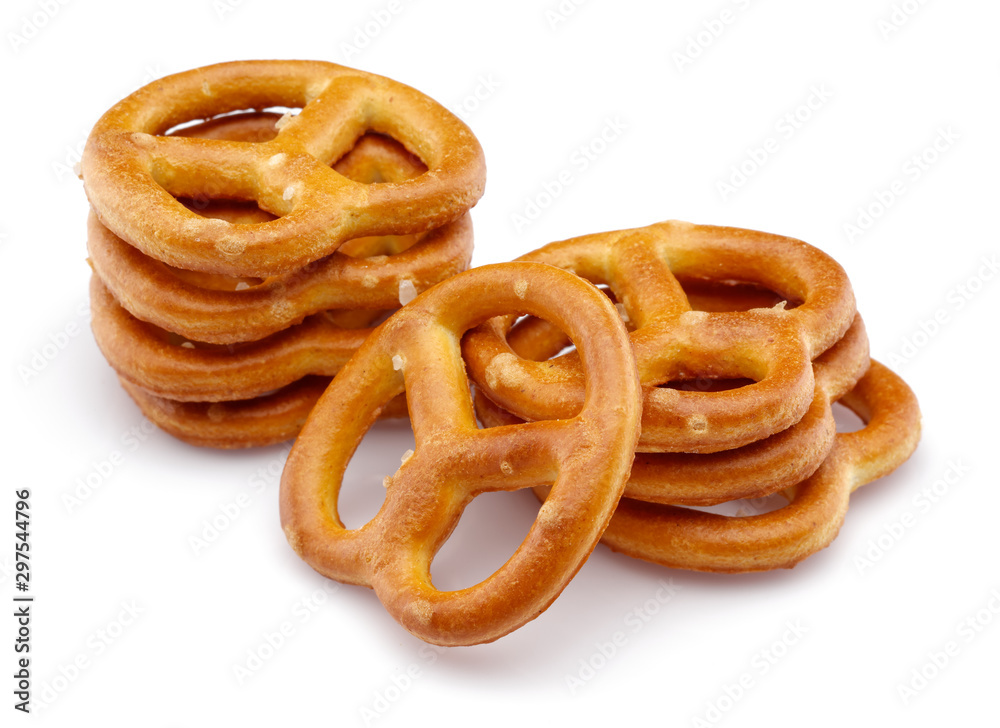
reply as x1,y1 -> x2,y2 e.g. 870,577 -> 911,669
280,263 -> 642,646
463,221 -> 856,453
82,60 -> 486,277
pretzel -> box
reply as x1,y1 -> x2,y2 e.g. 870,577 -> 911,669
120,376 -> 407,450
572,360 -> 920,573
82,60 -> 486,277
477,314 -> 870,506
462,221 -> 856,453
89,276 -> 391,402
279,263 -> 642,645
87,114 -> 473,344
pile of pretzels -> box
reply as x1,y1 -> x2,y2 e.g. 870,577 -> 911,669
84,62 -> 484,447
81,61 -> 921,646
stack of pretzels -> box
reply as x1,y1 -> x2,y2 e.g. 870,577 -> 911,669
81,61 -> 920,647
82,61 -> 485,448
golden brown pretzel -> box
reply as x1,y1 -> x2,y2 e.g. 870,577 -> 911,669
463,221 -> 856,453
89,276 -> 389,402
585,360 -> 920,573
280,263 -> 642,645
87,113 -> 473,344
120,376 -> 407,450
87,210 -> 472,344
82,60 -> 486,276
476,314 -> 870,506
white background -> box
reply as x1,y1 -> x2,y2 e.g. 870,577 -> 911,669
3,0 -> 999,725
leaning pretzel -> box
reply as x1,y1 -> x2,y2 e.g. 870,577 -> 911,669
477,314 -> 870,506
583,360 -> 920,572
280,263 -> 642,645
463,221 -> 856,453
82,60 -> 486,276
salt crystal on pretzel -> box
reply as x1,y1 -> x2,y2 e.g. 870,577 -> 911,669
398,279 -> 417,305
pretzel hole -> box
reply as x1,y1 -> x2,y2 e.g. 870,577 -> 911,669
429,491 -> 544,591
658,376 -> 757,393
332,132 -> 428,182
160,260 -> 266,292
159,111 -> 290,221
163,109 -> 294,141
677,276 -> 800,313
338,419 -> 415,529
505,315 -> 579,362
338,232 -> 422,258
832,401 -> 865,433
